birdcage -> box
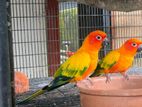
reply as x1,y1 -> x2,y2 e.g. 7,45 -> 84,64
10,0 -> 142,79
0,0 -> 142,107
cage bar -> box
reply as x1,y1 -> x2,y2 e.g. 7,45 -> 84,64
7,0 -> 15,106
46,0 -> 60,76
0,0 -> 13,106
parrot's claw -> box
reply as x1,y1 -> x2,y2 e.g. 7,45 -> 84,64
86,77 -> 94,85
121,73 -> 129,80
77,77 -> 94,88
105,74 -> 111,83
124,74 -> 129,80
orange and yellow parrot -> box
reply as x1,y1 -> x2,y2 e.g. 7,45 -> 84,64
91,38 -> 142,83
16,30 -> 107,104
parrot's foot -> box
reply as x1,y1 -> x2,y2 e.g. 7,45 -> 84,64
77,77 -> 94,88
121,72 -> 129,80
105,74 -> 111,83
86,77 -> 94,85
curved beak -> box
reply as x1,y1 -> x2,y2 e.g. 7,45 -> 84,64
103,38 -> 109,46
137,44 -> 142,52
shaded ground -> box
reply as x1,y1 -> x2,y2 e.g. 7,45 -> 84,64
16,78 -> 81,107
16,67 -> 142,107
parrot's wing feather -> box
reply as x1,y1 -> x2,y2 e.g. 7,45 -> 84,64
54,51 -> 91,78
91,50 -> 120,77
99,50 -> 120,69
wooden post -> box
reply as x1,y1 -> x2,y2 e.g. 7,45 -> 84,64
46,0 -> 60,76
0,0 -> 13,106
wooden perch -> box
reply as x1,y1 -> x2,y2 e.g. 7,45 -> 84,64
59,0 -> 142,12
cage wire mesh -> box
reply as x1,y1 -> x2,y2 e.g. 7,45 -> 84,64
111,11 -> 142,68
59,2 -> 79,63
11,0 -> 48,78
10,0 -> 142,79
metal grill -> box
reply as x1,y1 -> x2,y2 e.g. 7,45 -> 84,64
111,11 -> 142,67
11,0 -> 48,78
10,1 -> 142,79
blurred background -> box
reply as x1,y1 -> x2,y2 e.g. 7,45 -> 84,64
10,0 -> 142,79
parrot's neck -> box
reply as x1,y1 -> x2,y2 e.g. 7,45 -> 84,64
79,46 -> 99,59
81,41 -> 102,52
118,47 -> 136,57
80,45 -> 100,54
81,36 -> 102,52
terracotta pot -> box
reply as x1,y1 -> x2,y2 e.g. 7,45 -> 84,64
77,75 -> 142,107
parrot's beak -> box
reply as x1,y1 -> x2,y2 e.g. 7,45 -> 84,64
103,38 -> 109,46
137,44 -> 142,52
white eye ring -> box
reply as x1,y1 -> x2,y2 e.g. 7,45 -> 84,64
131,43 -> 137,47
96,35 -> 102,40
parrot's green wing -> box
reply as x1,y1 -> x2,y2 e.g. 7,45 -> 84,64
91,50 -> 120,77
44,51 -> 91,94
54,51 -> 91,79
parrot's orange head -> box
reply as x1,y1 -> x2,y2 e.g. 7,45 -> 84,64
82,30 -> 107,50
88,30 -> 107,43
123,38 -> 142,54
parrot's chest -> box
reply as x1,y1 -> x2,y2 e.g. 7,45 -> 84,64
90,54 -> 99,70
110,56 -> 133,73
91,52 -> 98,62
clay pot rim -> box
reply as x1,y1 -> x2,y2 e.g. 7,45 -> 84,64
77,75 -> 142,97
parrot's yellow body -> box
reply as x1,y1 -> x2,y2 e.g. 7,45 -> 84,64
17,30 -> 107,104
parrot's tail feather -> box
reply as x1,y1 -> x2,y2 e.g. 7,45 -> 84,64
16,89 -> 45,105
90,70 -> 103,77
16,76 -> 72,105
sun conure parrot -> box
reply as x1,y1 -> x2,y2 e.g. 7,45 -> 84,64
91,38 -> 142,83
16,30 -> 107,104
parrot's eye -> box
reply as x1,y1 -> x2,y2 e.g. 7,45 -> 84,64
96,35 -> 102,40
131,43 -> 137,47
